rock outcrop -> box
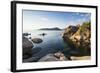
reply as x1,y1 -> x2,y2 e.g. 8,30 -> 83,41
63,22 -> 91,56
23,37 -> 33,59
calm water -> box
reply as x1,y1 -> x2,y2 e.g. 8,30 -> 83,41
25,30 -> 70,60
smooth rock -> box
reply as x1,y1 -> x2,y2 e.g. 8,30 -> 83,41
32,38 -> 43,44
38,54 -> 59,62
39,52 -> 68,62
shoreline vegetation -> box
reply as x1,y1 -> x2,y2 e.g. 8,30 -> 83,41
23,21 -> 91,62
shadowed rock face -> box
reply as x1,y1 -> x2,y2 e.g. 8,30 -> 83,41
63,22 -> 91,56
23,37 -> 33,59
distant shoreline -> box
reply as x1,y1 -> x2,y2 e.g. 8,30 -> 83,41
39,27 -> 63,30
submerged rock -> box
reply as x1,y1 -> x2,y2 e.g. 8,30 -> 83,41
23,37 -> 33,59
32,38 -> 43,44
23,47 -> 42,62
32,47 -> 42,55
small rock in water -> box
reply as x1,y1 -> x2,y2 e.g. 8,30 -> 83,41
39,33 -> 47,36
32,38 -> 43,44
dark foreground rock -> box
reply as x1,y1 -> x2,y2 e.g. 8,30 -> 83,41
32,38 -> 43,44
38,52 -> 68,62
23,47 -> 42,62
63,22 -> 91,56
23,37 -> 33,59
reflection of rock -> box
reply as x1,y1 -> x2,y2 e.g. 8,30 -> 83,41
32,38 -> 43,44
39,52 -> 68,62
70,56 -> 91,60
63,22 -> 91,55
23,37 -> 33,59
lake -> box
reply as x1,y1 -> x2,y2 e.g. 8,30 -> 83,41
24,30 -> 71,61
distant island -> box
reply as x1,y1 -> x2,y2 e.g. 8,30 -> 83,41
39,27 -> 62,30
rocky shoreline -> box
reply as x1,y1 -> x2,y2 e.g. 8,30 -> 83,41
23,22 -> 91,62
63,22 -> 91,56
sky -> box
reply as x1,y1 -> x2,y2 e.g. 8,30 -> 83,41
23,10 -> 91,31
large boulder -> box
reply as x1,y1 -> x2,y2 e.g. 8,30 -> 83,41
23,37 -> 33,59
63,22 -> 91,56
32,38 -> 43,44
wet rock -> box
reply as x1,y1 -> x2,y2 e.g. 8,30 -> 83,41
32,38 -> 43,44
